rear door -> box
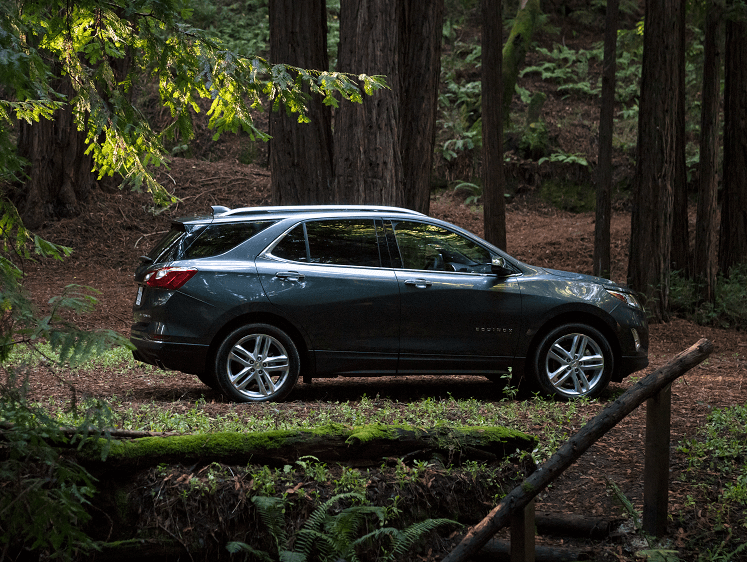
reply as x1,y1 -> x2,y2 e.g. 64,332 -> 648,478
255,218 -> 401,375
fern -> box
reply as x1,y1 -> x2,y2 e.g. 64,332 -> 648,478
229,492 -> 460,561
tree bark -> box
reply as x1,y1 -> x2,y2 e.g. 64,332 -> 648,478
443,338 -> 714,562
694,0 -> 724,303
15,75 -> 97,230
593,0 -> 619,279
333,0 -> 402,206
670,4 -> 690,275
333,0 -> 442,213
398,0 -> 443,214
269,0 -> 334,205
501,0 -> 541,126
718,5 -> 747,276
482,0 -> 507,250
627,0 -> 685,321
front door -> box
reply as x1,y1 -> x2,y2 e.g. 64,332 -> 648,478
390,220 -> 522,374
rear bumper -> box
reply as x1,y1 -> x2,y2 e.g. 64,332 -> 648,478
130,334 -> 209,375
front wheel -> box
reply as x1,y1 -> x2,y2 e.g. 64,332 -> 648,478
213,323 -> 300,403
531,324 -> 614,400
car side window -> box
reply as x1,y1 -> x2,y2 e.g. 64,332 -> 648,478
271,220 -> 382,267
271,224 -> 308,262
391,221 -> 492,273
182,221 -> 275,259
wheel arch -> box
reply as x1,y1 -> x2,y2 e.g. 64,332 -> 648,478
525,310 -> 622,379
206,312 -> 313,377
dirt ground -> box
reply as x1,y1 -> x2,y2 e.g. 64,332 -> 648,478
18,157 -> 747,560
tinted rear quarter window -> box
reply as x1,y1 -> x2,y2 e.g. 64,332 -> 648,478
182,221 -> 275,259
147,221 -> 274,263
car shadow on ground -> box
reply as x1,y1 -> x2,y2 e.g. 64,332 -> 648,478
122,373 -> 625,405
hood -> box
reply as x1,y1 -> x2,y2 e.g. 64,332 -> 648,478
543,268 -> 621,288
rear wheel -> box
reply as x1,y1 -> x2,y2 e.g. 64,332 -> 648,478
531,324 -> 613,399
213,323 -> 300,403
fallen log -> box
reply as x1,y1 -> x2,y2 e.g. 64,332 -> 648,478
472,539 -> 593,561
443,337 -> 714,562
76,423 -> 537,470
534,512 -> 623,539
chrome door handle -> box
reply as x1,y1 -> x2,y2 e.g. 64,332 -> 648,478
275,271 -> 305,282
404,279 -> 432,288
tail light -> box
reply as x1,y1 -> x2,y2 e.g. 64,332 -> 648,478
144,267 -> 198,290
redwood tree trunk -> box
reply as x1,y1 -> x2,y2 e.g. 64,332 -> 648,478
398,0 -> 443,214
16,76 -> 97,230
694,0 -> 723,302
670,5 -> 690,275
718,7 -> 747,276
593,0 -> 618,279
334,0 -> 402,206
333,0 -> 442,212
627,0 -> 685,321
269,0 -> 334,205
481,0 -> 506,250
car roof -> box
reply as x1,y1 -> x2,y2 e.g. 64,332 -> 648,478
210,204 -> 427,218
174,205 -> 428,225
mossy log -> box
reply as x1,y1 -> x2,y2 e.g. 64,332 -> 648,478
77,423 -> 537,470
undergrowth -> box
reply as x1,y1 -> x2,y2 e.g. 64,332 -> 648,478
669,263 -> 747,329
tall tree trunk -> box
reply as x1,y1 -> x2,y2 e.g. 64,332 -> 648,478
670,4 -> 690,274
482,0 -> 506,250
593,0 -> 619,279
16,76 -> 97,230
628,0 -> 685,321
269,0 -> 333,205
334,0 -> 441,212
334,0 -> 402,206
718,5 -> 747,276
501,0 -> 541,126
398,1 -> 443,214
694,0 -> 724,303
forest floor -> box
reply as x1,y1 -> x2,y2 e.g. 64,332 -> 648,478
19,157 -> 747,561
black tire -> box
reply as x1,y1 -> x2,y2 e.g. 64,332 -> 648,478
531,323 -> 614,400
196,371 -> 218,390
213,323 -> 300,403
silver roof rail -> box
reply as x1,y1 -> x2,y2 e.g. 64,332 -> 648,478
212,205 -> 426,217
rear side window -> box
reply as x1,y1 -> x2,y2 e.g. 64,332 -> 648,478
146,224 -> 204,264
147,221 -> 274,263
271,219 -> 382,267
182,221 -> 275,259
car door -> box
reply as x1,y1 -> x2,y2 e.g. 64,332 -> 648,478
255,218 -> 401,375
389,220 -> 522,374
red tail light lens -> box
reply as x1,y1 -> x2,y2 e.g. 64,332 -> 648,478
144,267 -> 198,290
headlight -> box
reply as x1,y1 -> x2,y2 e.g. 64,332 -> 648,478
606,289 -> 642,310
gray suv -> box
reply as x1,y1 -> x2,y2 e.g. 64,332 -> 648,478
131,205 -> 648,402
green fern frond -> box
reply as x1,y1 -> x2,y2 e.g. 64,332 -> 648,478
251,495 -> 290,548
225,541 -> 274,561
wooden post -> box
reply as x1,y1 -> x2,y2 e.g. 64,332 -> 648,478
643,384 -> 672,536
442,338 -> 714,562
510,498 -> 535,562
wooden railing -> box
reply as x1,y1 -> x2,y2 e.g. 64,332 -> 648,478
443,338 -> 715,562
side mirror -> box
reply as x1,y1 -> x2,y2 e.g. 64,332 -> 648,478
491,256 -> 513,276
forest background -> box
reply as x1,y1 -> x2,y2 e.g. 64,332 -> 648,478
1,0 -> 747,561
